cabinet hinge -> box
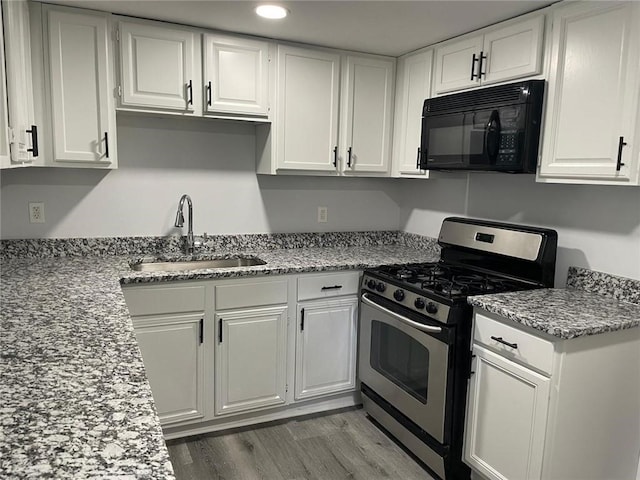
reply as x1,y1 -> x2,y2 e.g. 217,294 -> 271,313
115,28 -> 120,41
117,85 -> 122,97
285,383 -> 289,393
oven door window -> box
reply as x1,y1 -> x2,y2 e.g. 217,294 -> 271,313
370,320 -> 430,404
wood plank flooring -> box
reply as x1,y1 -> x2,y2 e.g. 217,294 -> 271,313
166,407 -> 436,480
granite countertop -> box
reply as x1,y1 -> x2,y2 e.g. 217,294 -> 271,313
0,243 -> 437,478
468,285 -> 640,340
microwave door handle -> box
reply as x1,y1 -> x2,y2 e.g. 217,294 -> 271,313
361,293 -> 442,333
485,110 -> 501,161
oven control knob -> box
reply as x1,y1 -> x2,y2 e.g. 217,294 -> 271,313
367,279 -> 377,290
376,282 -> 386,293
426,302 -> 438,314
393,289 -> 405,301
414,298 -> 426,309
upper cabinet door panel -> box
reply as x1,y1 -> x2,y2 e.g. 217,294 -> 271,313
119,21 -> 200,112
433,35 -> 482,95
342,55 -> 394,174
48,9 -> 114,165
539,2 -> 640,181
204,35 -> 269,116
481,16 -> 544,85
276,45 -> 340,171
0,6 -> 11,168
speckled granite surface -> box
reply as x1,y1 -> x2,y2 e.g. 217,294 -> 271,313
0,243 -> 437,477
567,266 -> 640,305
469,267 -> 640,340
0,231 -> 440,259
0,256 -> 175,479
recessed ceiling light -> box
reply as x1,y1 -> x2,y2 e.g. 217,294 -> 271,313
255,5 -> 288,20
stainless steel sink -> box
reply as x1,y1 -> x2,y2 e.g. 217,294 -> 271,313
131,257 -> 266,272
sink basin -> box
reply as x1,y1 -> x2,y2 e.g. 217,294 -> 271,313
131,257 -> 267,272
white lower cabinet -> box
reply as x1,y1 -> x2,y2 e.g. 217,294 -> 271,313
465,344 -> 549,480
215,305 -> 288,416
464,310 -> 640,480
134,313 -> 206,425
294,297 -> 358,400
123,282 -> 208,426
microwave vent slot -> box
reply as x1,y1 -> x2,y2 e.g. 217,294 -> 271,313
424,81 -> 536,114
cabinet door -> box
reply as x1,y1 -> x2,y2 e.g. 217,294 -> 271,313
433,35 -> 482,95
47,8 -> 116,167
539,2 -> 640,182
2,0 -> 37,165
341,55 -> 394,174
481,16 -> 544,86
294,297 -> 357,400
203,34 -> 269,116
276,45 -> 340,172
393,49 -> 433,177
119,21 -> 201,113
215,305 -> 287,416
0,5 -> 10,168
134,313 -> 205,425
464,345 -> 550,480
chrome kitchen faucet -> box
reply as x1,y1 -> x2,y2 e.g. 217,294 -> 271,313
174,194 -> 195,254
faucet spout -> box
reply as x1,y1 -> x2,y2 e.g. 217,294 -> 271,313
175,194 -> 194,254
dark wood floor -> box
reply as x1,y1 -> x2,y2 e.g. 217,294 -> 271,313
167,407 -> 435,480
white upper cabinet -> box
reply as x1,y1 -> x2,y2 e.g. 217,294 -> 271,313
118,20 -> 201,114
538,1 -> 640,185
340,55 -> 394,175
2,0 -> 38,167
275,45 -> 341,172
203,34 -> 269,117
0,5 -> 11,168
433,15 -> 544,95
45,6 -> 117,168
391,48 -> 433,177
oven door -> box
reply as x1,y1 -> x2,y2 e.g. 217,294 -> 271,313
359,292 -> 450,443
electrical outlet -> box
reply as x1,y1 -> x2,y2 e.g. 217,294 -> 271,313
317,206 -> 328,223
29,202 -> 45,224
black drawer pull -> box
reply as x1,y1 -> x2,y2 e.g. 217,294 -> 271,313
207,81 -> 212,106
26,125 -> 38,157
491,336 -> 518,349
470,53 -> 479,80
104,132 -> 109,158
199,318 -> 204,344
333,145 -> 338,167
187,79 -> 193,106
301,308 -> 305,331
321,285 -> 343,291
347,147 -> 353,168
616,136 -> 627,171
218,318 -> 223,343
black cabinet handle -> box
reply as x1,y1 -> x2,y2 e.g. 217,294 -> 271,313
333,145 -> 338,167
300,308 -> 305,331
199,318 -> 204,344
104,132 -> 109,158
479,51 -> 487,78
416,147 -> 421,169
218,318 -> 223,343
470,53 -> 479,80
187,80 -> 193,106
347,147 -> 353,168
26,125 -> 38,158
490,336 -> 518,349
617,136 -> 627,171
321,285 -> 343,291
207,81 -> 212,106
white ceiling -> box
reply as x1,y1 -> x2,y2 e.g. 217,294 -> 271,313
49,0 -> 556,56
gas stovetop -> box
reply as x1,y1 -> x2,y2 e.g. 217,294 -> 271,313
361,262 -> 542,324
375,263 -> 539,299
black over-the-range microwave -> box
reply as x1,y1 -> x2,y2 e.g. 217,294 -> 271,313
420,79 -> 545,173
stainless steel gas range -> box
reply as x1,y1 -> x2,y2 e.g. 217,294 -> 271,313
359,217 -> 558,480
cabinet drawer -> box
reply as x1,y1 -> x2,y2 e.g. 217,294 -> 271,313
474,312 -> 555,375
215,280 -> 288,310
123,284 -> 206,316
297,271 -> 360,301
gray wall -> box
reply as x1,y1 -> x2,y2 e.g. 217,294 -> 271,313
398,173 -> 640,285
0,114 -> 401,238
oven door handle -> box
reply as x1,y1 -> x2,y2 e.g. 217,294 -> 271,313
361,293 -> 442,333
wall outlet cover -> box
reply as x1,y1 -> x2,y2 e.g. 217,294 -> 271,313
317,206 -> 328,223
29,202 -> 45,224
